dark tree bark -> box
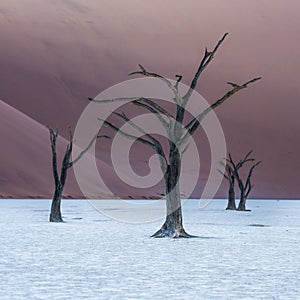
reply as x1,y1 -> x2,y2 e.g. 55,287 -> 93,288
50,187 -> 63,222
220,162 -> 237,210
90,33 -> 261,237
49,128 -> 65,222
227,184 -> 236,210
236,161 -> 261,211
237,196 -> 247,211
151,143 -> 192,238
48,128 -> 101,222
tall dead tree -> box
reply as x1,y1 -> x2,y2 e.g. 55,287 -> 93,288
90,33 -> 261,237
49,128 -> 102,222
227,151 -> 261,211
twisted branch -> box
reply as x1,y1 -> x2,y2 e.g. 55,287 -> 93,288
227,152 -> 261,198
129,64 -> 183,104
181,77 -> 261,143
98,117 -> 168,173
112,111 -> 162,148
131,101 -> 169,130
183,33 -> 229,102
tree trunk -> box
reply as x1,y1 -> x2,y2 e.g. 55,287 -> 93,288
151,147 -> 192,238
226,184 -> 236,210
237,195 -> 250,211
49,186 -> 63,222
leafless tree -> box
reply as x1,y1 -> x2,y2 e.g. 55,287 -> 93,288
48,127 -> 103,222
227,151 -> 261,211
90,33 -> 261,237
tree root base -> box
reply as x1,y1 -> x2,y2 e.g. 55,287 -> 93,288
151,227 -> 195,238
49,216 -> 64,223
226,207 -> 237,210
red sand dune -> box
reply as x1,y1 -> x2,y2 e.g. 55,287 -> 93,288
1,0 -> 300,198
0,100 -> 161,199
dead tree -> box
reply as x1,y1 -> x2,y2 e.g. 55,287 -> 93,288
49,127 -> 102,222
227,151 -> 261,211
220,152 -> 254,210
90,33 -> 261,237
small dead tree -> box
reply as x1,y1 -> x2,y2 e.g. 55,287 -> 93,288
90,33 -> 261,237
220,152 -> 255,210
227,151 -> 261,211
49,127 -> 102,222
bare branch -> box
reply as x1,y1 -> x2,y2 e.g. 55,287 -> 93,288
227,151 -> 254,169
112,111 -> 163,148
134,98 -> 174,120
60,143 -> 72,186
175,74 -> 183,90
112,111 -> 168,172
131,101 -> 169,130
129,64 -> 182,104
48,127 -> 59,186
183,33 -> 229,102
226,154 -> 244,191
88,96 -> 148,104
59,127 -> 75,184
89,94 -> 174,137
245,161 -> 261,195
180,143 -> 189,156
219,159 -> 235,182
183,77 -> 262,139
98,117 -> 157,150
68,132 -> 110,168
235,150 -> 255,169
89,95 -> 174,122
218,168 -> 230,181
101,117 -> 169,174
